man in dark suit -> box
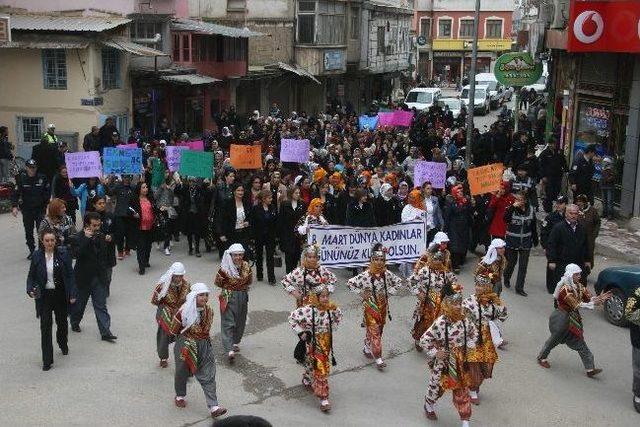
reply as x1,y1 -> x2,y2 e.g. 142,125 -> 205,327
570,144 -> 596,204
31,138 -> 60,183
546,203 -> 590,283
69,212 -> 117,342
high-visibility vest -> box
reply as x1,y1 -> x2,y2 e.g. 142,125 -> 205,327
42,133 -> 58,144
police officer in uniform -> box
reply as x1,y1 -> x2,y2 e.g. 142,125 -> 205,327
539,138 -> 567,213
510,163 -> 538,211
540,195 -> 567,294
570,144 -> 596,204
42,124 -> 59,145
12,159 -> 50,258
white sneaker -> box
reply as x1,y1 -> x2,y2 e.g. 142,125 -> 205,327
164,248 -> 171,256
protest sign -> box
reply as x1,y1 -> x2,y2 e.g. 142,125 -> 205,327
358,115 -> 379,131
166,146 -> 188,172
102,148 -> 143,175
230,144 -> 262,169
468,163 -> 504,195
377,112 -> 395,127
307,221 -> 426,268
177,140 -> 204,151
280,139 -> 310,163
414,161 -> 447,189
179,151 -> 213,179
393,110 -> 414,127
65,151 -> 102,178
116,143 -> 138,149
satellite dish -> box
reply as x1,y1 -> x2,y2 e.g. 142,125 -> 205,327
417,35 -> 427,46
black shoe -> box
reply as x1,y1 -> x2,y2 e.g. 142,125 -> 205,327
268,281 -> 276,286
60,345 -> 69,355
146,262 -> 151,268
42,364 -> 52,371
188,249 -> 193,256
71,324 -> 81,333
633,397 -> 640,413
257,276 -> 264,282
504,282 -> 511,289
102,334 -> 118,342
139,267 -> 145,275
195,251 -> 202,258
516,289 -> 528,297
27,251 -> 34,260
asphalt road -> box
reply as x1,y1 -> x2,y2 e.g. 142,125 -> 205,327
0,211 -> 637,427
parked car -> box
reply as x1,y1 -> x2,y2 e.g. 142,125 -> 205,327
459,84 -> 490,116
474,73 -> 505,109
595,265 -> 640,326
437,98 -> 462,118
404,87 -> 441,111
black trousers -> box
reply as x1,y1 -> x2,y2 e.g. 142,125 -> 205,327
39,289 -> 68,366
543,179 -> 562,213
427,228 -> 439,246
22,208 -> 43,253
114,216 -> 135,252
504,248 -> 531,291
284,246 -> 302,273
136,230 -> 153,269
451,251 -> 467,270
255,237 -> 276,282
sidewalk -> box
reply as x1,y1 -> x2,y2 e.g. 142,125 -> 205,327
595,218 -> 640,264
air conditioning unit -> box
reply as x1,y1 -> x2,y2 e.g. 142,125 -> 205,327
0,16 -> 11,43
551,0 -> 569,29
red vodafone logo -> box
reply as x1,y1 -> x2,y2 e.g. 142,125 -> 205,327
573,10 -> 605,44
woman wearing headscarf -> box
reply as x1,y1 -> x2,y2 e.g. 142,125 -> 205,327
537,264 -> 611,377
347,244 -> 403,370
295,198 -> 329,244
374,183 -> 402,226
278,186 -> 307,273
444,185 -> 473,274
463,273 -> 508,405
396,181 -> 410,203
289,285 -> 342,412
414,231 -> 452,272
215,244 -> 252,362
487,182 -> 514,240
27,228 -> 77,371
151,262 -> 189,368
475,238 -> 507,295
171,283 -> 227,418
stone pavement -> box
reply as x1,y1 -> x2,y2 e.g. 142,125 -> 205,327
595,218 -> 640,264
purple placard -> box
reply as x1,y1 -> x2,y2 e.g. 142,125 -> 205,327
414,161 -> 447,189
166,146 -> 189,172
280,139 -> 310,163
377,112 -> 395,127
65,151 -> 102,178
393,110 -> 414,127
116,143 -> 138,149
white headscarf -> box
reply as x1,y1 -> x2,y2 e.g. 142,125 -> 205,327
221,243 -> 245,279
156,262 -> 186,300
180,283 -> 210,333
553,264 -> 583,300
380,183 -> 393,201
428,231 -> 450,251
481,238 -> 506,265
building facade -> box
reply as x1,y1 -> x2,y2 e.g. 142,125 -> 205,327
414,0 -> 513,85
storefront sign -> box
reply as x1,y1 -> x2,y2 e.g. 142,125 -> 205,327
80,97 -> 104,106
324,50 -> 345,71
307,221 -> 426,268
493,52 -> 543,87
568,0 -> 640,52
574,101 -> 611,160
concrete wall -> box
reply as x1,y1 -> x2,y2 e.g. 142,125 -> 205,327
432,0 -> 513,12
247,20 -> 294,65
415,0 -> 434,11
0,46 -> 131,156
622,56 -> 640,217
364,10 -> 412,73
185,0 -> 292,19
431,11 -> 513,39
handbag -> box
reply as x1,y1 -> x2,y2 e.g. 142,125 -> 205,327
273,255 -> 283,268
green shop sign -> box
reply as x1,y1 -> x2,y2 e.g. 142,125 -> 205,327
493,52 -> 543,87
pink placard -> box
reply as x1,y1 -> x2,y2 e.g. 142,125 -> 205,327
393,110 -> 414,127
116,143 -> 138,149
377,112 -> 395,127
177,140 -> 204,151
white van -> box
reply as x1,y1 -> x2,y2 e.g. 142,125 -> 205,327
459,84 -> 490,116
474,73 -> 504,109
404,87 -> 441,110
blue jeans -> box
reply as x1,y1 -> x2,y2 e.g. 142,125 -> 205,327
602,188 -> 614,218
70,275 -> 112,337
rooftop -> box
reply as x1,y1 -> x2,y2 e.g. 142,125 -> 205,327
9,14 -> 131,32
171,19 -> 261,38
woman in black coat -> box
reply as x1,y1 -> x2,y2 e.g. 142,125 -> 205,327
444,186 -> 474,273
177,178 -> 209,257
27,228 -> 77,371
250,189 -> 278,285
373,183 -> 402,226
92,196 -> 117,296
278,186 -> 307,273
346,188 -> 377,227
216,183 -> 252,254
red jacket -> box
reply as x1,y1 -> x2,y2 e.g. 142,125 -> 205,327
488,193 -> 515,238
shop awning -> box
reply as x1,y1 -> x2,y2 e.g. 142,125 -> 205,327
101,38 -> 169,57
160,74 -> 221,85
266,62 -> 321,84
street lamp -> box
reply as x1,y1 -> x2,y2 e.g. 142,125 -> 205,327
465,0 -> 481,167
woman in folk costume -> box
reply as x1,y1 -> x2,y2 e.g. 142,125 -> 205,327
414,231 -> 452,273
475,238 -> 507,295
537,264 -> 611,377
171,283 -> 227,418
150,262 -> 190,368
420,284 -> 478,427
281,244 -> 337,308
295,198 -> 329,242
409,249 -> 457,351
289,285 -> 343,412
215,244 -> 252,363
347,243 -> 404,370
463,273 -> 508,405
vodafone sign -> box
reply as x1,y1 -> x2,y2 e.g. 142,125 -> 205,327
568,0 -> 640,52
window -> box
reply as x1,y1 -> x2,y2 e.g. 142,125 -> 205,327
420,18 -> 431,39
438,18 -> 452,38
297,1 -> 316,44
350,7 -> 359,39
297,1 -> 345,45
130,21 -> 163,51
42,49 -> 67,89
102,48 -> 121,90
18,117 -> 44,144
377,26 -> 385,55
486,19 -> 503,38
459,19 -> 474,38
227,0 -> 246,11
172,33 -> 180,60
181,34 -> 191,62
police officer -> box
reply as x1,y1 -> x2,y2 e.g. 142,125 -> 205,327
42,124 -> 59,145
570,144 -> 596,204
510,163 -> 538,211
539,138 -> 567,213
540,195 -> 567,294
12,159 -> 50,258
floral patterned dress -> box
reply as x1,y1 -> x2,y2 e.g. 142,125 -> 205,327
409,266 -> 457,341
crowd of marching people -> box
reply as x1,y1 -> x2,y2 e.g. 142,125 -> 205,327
8,94 -> 640,424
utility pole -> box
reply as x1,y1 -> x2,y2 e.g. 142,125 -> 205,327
465,0 -> 481,167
